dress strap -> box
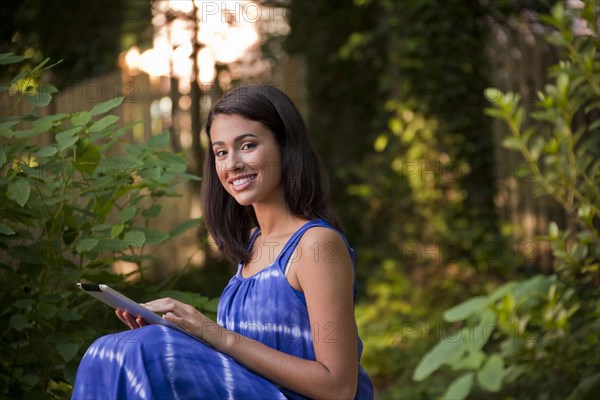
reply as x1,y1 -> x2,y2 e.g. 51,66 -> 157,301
235,227 -> 262,274
247,227 -> 261,250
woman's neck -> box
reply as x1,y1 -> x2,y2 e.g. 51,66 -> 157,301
252,198 -> 302,238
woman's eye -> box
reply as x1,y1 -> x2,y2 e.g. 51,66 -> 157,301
214,150 -> 226,157
241,143 -> 255,151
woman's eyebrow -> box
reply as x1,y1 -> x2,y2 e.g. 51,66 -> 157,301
211,133 -> 258,147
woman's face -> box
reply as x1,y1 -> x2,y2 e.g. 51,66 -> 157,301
210,114 -> 283,207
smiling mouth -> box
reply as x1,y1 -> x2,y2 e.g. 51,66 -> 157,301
230,174 -> 257,188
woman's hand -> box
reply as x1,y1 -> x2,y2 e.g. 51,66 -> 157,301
142,298 -> 219,343
115,298 -> 220,344
116,309 -> 149,330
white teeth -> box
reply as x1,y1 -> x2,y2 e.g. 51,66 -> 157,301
232,175 -> 256,186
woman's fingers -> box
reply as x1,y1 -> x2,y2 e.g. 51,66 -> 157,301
115,309 -> 127,325
142,297 -> 180,313
116,309 -> 147,329
117,298 -> 208,336
116,309 -> 134,329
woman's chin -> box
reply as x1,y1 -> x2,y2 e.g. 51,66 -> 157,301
230,194 -> 254,207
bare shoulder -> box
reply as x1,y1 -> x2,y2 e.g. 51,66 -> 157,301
298,226 -> 346,246
294,226 -> 354,301
296,226 -> 352,266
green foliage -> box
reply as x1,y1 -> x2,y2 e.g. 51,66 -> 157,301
0,54 -> 203,399
415,2 -> 600,399
288,1 -> 516,395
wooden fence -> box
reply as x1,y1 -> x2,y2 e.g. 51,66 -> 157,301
487,15 -> 565,270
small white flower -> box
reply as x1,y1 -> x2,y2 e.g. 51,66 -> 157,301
572,17 -> 594,37
566,0 -> 585,10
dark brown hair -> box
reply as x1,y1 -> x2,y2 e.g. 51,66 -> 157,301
201,85 -> 342,263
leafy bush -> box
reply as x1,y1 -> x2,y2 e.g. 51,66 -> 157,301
413,2 -> 599,399
0,54 -> 208,399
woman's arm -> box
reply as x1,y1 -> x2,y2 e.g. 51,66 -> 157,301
133,227 -> 359,400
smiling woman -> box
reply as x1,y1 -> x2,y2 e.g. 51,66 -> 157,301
72,85 -> 374,400
210,115 -> 283,207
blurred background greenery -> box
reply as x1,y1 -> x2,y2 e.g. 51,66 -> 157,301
1,0 -> 598,399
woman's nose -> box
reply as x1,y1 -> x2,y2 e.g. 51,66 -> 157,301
225,153 -> 242,172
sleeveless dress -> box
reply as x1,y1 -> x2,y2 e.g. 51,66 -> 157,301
72,219 -> 374,399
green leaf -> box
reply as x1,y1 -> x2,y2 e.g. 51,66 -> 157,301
56,126 -> 82,141
477,354 -> 504,392
38,303 -> 58,319
514,108 -> 525,130
157,151 -> 188,171
27,117 -> 54,136
413,338 -> 464,381
374,134 -> 389,152
137,227 -> 169,244
488,282 -> 517,303
34,145 -> 58,158
469,309 -> 496,351
567,373 -> 600,400
0,149 -> 5,168
530,137 -> 545,160
57,308 -> 82,321
502,137 -> 522,151
0,223 -> 15,235
8,179 -> 31,207
0,128 -> 15,138
444,296 -> 488,322
388,118 -> 402,135
148,130 -> 170,148
20,374 -> 39,387
123,230 -> 145,248
451,350 -> 485,370
126,144 -> 146,157
142,204 -> 162,218
557,73 -> 569,97
74,140 -> 101,175
55,343 -> 80,362
203,298 -> 220,313
14,299 -> 35,309
0,52 -> 25,65
9,314 -> 27,331
0,120 -> 20,129
484,87 -> 503,104
56,127 -> 82,151
170,217 -> 203,238
90,96 -> 124,115
549,222 -> 559,238
27,85 -> 57,107
513,275 -> 554,301
484,107 -> 506,119
111,224 -> 125,239
118,206 -> 137,223
40,294 -> 62,304
89,115 -> 119,133
71,111 -> 92,126
76,238 -> 99,253
91,223 -> 112,232
57,135 -> 80,151
443,372 -> 474,400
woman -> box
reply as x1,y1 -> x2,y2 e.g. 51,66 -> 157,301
72,85 -> 374,399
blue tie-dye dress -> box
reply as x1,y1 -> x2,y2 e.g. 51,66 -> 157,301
72,219 -> 374,399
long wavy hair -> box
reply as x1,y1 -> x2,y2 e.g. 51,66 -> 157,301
201,85 -> 342,263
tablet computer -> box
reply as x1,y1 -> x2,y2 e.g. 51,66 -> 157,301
77,283 -> 208,345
